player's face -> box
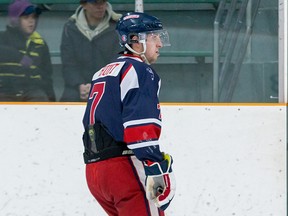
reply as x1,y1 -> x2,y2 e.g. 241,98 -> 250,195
19,14 -> 37,35
84,1 -> 107,21
145,33 -> 163,64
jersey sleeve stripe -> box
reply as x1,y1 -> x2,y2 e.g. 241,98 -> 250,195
127,140 -> 160,150
123,118 -> 162,128
124,124 -> 161,143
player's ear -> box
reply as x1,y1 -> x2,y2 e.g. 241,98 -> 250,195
130,35 -> 139,44
131,35 -> 142,51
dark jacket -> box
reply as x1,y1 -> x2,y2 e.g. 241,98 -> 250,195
60,5 -> 122,102
0,26 -> 55,101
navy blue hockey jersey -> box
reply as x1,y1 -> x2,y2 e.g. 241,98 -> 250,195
82,55 -> 163,162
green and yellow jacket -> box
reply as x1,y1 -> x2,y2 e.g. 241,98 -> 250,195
0,26 -> 55,101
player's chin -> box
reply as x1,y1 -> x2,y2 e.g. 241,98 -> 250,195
150,57 -> 158,64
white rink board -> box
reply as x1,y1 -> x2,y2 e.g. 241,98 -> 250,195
0,104 -> 286,216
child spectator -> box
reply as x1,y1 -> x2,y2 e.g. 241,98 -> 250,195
0,0 -> 55,102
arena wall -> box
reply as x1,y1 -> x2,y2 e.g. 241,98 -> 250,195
0,103 -> 286,216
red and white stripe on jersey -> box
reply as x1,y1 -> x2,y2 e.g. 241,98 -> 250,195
123,118 -> 162,150
120,63 -> 139,101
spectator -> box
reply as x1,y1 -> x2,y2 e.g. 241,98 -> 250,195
60,0 -> 122,102
0,0 -> 55,102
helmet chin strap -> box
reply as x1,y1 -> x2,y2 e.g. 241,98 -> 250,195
124,43 -> 150,65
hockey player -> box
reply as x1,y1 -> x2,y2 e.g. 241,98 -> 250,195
82,12 -> 176,215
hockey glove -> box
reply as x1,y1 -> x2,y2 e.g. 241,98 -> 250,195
144,153 -> 176,211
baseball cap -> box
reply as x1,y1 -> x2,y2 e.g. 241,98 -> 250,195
21,5 -> 41,16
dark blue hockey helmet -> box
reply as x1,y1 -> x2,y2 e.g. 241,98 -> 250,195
116,12 -> 170,47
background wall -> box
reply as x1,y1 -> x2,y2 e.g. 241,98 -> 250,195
0,0 -> 279,102
0,104 -> 286,216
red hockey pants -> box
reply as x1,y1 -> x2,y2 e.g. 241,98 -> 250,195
86,156 -> 165,216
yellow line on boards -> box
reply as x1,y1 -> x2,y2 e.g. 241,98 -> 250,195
160,102 -> 288,106
0,102 -> 85,105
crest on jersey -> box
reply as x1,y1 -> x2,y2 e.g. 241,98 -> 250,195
146,67 -> 154,80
